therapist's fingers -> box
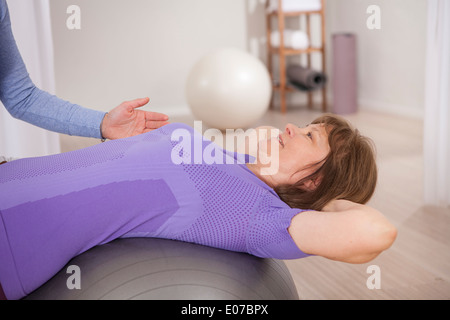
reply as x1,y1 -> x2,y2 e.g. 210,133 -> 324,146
144,110 -> 170,121
145,119 -> 170,129
123,98 -> 169,121
123,97 -> 150,110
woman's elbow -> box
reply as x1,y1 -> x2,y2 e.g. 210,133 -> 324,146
377,221 -> 398,252
361,220 -> 397,263
346,213 -> 398,264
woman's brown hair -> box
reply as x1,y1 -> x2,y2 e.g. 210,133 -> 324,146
274,114 -> 377,211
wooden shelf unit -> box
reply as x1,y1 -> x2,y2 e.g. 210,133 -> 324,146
266,0 -> 327,113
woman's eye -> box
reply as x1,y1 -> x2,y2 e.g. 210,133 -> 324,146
307,132 -> 313,140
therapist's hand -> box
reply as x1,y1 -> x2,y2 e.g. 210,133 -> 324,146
100,97 -> 169,140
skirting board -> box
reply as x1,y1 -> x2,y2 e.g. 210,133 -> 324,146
325,92 -> 424,119
358,98 -> 424,120
161,100 -> 425,121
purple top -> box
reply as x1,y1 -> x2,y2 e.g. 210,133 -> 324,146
0,123 -> 309,300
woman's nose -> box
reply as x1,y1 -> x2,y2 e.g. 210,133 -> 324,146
285,123 -> 297,137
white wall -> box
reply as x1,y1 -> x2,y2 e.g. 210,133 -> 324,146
49,0 -> 248,116
49,0 -> 427,119
326,0 -> 427,118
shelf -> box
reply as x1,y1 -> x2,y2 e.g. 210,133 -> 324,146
268,9 -> 323,17
272,84 -> 296,92
273,82 -> 323,93
266,0 -> 327,113
269,47 -> 323,55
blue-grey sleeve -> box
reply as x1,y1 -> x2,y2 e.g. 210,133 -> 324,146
0,0 -> 106,138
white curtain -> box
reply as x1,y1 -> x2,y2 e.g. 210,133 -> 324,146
0,0 -> 60,158
423,0 -> 450,207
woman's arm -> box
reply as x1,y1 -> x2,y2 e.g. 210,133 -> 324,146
288,200 -> 397,264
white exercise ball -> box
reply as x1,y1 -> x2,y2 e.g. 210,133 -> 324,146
185,48 -> 272,130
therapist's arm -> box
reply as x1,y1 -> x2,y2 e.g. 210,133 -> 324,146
0,0 -> 168,139
0,0 -> 105,138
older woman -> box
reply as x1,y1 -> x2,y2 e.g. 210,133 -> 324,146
0,114 -> 396,300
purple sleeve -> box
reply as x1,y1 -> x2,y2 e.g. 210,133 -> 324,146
247,194 -> 312,260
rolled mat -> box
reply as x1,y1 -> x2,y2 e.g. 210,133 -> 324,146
287,64 -> 327,91
332,33 -> 358,114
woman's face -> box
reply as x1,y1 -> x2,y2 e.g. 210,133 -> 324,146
261,123 -> 330,186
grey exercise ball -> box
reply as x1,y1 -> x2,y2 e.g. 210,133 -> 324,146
25,238 -> 299,300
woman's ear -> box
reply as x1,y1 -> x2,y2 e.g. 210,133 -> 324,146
299,176 -> 323,192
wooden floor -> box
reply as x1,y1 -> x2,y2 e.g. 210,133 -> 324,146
61,106 -> 450,300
